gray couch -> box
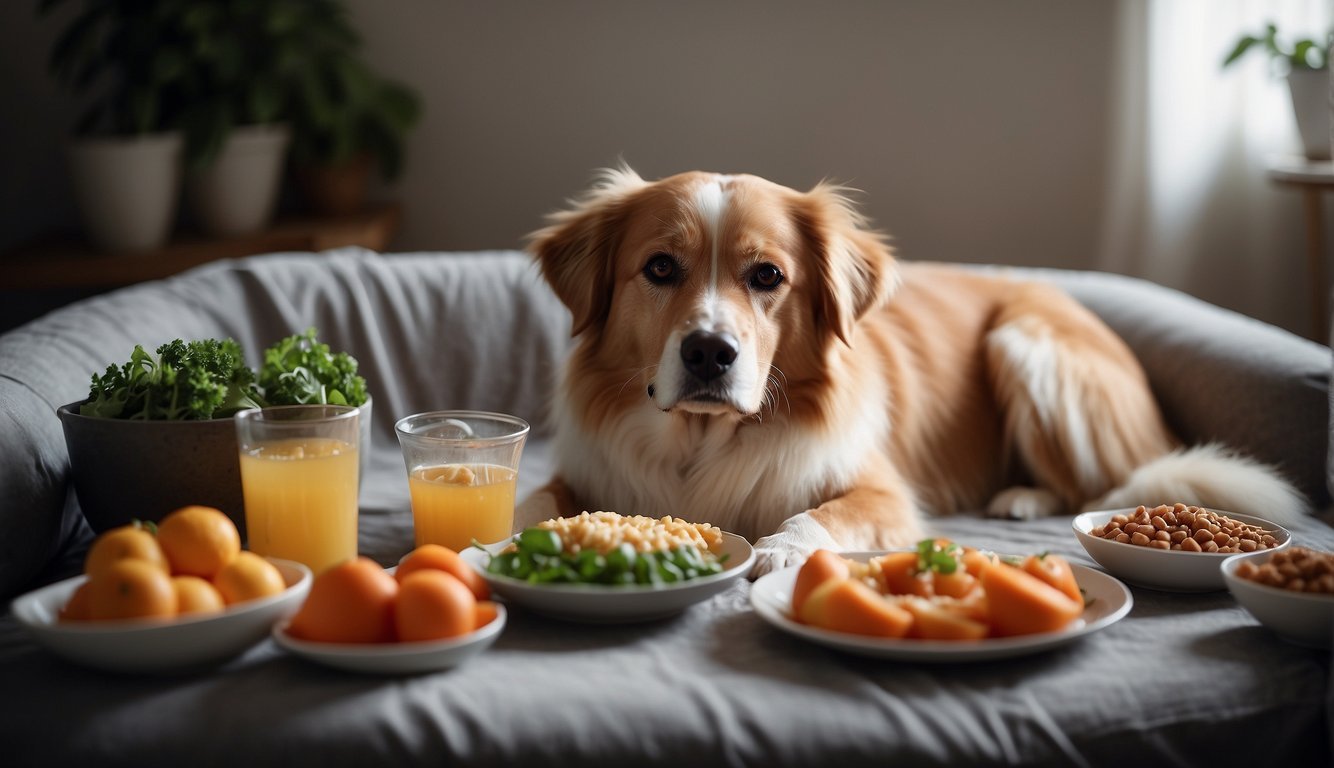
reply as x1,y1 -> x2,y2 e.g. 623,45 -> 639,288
1,248 -> 1331,767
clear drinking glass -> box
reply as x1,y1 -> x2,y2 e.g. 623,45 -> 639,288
395,411 -> 529,550
235,405 -> 360,574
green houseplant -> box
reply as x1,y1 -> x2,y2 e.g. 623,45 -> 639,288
40,0 -> 205,251
1224,22 -> 1333,160
286,9 -> 422,215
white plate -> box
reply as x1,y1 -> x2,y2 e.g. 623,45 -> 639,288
750,552 -> 1132,662
1073,508 -> 1291,592
1222,550 -> 1334,649
271,603 -> 506,674
11,558 -> 311,673
461,532 -> 754,623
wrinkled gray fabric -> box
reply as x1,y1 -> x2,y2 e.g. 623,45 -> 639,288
0,248 -> 1330,766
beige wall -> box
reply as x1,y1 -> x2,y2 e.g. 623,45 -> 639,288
13,2 -> 1309,335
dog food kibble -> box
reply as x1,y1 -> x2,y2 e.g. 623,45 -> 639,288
1235,547 -> 1334,594
1089,503 -> 1278,554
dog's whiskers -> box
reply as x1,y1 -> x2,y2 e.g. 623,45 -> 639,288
611,364 -> 659,400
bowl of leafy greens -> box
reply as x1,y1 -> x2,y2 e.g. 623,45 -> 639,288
59,330 -> 371,536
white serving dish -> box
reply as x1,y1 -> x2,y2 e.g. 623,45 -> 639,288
750,552 -> 1132,662
1222,550 -> 1334,649
1072,508 -> 1291,592
11,557 -> 311,673
272,603 -> 506,674
461,532 -> 754,623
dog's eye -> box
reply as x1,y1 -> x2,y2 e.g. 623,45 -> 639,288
749,263 -> 784,291
643,253 -> 680,285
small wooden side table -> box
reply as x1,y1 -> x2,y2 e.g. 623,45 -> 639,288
1266,157 -> 1333,341
1,201 -> 402,292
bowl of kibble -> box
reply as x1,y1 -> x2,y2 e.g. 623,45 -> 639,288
1072,504 -> 1291,592
1222,547 -> 1334,649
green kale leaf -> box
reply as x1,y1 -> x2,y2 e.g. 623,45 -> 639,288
257,327 -> 368,407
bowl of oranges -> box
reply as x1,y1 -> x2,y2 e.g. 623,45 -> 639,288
10,505 -> 310,673
271,544 -> 505,674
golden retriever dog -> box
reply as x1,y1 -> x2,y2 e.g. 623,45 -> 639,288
517,166 -> 1305,576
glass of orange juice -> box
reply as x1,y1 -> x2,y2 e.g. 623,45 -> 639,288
234,405 -> 360,574
394,411 -> 529,551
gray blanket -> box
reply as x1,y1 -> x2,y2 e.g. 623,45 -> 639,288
0,249 -> 1330,766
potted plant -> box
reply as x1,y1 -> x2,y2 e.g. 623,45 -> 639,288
289,56 -> 422,216
1224,22 -> 1333,161
58,330 -> 372,538
39,0 -> 203,252
178,1 -> 339,237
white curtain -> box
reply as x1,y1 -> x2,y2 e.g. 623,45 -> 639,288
1101,0 -> 1333,339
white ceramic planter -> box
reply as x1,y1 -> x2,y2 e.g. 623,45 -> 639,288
1287,68 -> 1331,161
67,132 -> 182,253
188,124 -> 291,237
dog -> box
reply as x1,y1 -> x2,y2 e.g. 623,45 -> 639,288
516,166 -> 1306,576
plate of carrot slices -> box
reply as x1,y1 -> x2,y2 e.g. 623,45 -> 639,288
750,539 -> 1132,662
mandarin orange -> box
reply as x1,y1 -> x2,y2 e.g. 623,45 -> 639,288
172,575 -> 226,616
213,551 -> 285,605
395,544 -> 490,600
88,559 -> 177,620
394,570 -> 476,642
157,506 -> 240,579
287,557 -> 398,643
84,524 -> 168,578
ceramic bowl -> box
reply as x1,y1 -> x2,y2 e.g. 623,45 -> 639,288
11,557 -> 311,673
1072,508 -> 1291,592
58,398 -> 373,536
272,604 -> 507,674
1222,550 -> 1334,649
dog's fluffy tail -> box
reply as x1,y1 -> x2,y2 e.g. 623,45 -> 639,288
1084,443 -> 1308,527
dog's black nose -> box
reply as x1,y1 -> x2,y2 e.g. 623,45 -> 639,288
680,330 -> 739,381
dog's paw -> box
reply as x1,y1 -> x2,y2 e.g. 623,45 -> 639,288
749,514 -> 842,579
986,487 -> 1064,521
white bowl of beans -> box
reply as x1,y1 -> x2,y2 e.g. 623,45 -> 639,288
1222,547 -> 1334,649
1072,504 -> 1291,592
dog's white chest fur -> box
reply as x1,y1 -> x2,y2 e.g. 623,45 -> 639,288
550,385 -> 885,541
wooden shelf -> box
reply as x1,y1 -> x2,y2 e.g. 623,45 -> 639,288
1,202 -> 402,292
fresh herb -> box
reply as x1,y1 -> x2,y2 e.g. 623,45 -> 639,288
81,338 -> 262,420
483,528 -> 729,586
915,538 -> 962,575
258,328 -> 368,407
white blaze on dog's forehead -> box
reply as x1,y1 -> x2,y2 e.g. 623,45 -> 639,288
691,176 -> 731,325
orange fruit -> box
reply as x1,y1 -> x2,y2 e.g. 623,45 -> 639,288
213,551 -> 286,605
172,575 -> 225,616
1021,554 -> 1082,605
287,557 -> 397,643
981,562 -> 1084,637
791,549 -> 850,615
88,559 -> 177,620
157,506 -> 240,579
395,570 -> 477,642
474,600 -> 499,629
903,598 -> 990,641
875,551 -> 932,597
84,524 -> 168,578
395,544 -> 490,600
798,578 -> 913,638
60,581 -> 93,622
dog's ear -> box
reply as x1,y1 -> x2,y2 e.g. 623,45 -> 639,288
527,166 -> 647,336
790,182 -> 899,345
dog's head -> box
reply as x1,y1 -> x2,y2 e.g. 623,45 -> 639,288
529,166 -> 898,419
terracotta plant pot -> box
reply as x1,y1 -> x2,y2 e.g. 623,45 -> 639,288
294,154 -> 374,216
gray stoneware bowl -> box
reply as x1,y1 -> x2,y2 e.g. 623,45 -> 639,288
58,398 -> 373,538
